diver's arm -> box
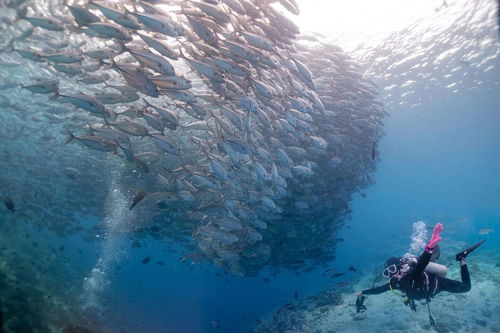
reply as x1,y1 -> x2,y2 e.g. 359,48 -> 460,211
360,283 -> 390,295
413,251 -> 432,276
413,223 -> 443,277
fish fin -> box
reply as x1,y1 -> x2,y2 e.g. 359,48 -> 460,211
0,39 -> 15,53
65,129 -> 75,144
16,7 -> 27,20
206,122 -> 217,138
66,24 -> 78,33
177,46 -> 188,60
142,97 -> 152,108
48,90 -> 60,101
102,55 -> 116,70
116,40 -> 127,54
102,116 -> 111,127
110,111 -> 118,121
86,122 -> 94,135
101,60 -> 112,70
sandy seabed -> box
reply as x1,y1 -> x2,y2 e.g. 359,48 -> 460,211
254,250 -> 500,333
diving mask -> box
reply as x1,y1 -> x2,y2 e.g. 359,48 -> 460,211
382,264 -> 398,278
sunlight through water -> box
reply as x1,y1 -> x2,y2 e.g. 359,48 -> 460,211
296,0 -> 474,51
295,0 -> 500,109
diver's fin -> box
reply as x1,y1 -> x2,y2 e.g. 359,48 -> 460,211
455,240 -> 486,261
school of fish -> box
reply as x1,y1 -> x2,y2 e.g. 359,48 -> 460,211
0,0 -> 385,276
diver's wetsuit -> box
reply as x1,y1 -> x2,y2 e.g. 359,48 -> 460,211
362,251 -> 471,299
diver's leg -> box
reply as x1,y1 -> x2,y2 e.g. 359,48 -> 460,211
459,260 -> 471,290
437,262 -> 471,293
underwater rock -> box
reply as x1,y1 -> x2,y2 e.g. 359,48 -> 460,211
384,320 -> 409,330
433,321 -> 451,333
254,289 -> 345,332
318,306 -> 329,313
2,196 -> 15,212
481,309 -> 492,317
63,325 -> 93,333
475,319 -> 487,327
311,291 -> 343,307
256,252 -> 500,333
3,317 -> 30,333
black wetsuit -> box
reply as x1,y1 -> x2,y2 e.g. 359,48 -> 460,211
362,251 -> 471,299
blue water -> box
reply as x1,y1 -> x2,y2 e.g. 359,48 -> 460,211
54,85 -> 498,333
1,0 -> 499,332
340,88 -> 500,267
93,84 -> 499,333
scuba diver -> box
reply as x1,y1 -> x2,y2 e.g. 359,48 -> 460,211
355,223 -> 485,326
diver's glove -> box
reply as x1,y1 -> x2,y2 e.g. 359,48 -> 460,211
356,295 -> 367,313
426,223 -> 443,252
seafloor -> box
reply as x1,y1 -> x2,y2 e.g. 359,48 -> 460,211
253,247 -> 500,333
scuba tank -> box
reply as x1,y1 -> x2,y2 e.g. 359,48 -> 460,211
424,262 -> 447,277
423,245 -> 447,277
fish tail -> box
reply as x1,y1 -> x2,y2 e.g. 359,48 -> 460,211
86,122 -> 94,135
101,61 -> 112,71
175,165 -> 190,175
191,229 -> 200,239
65,129 -> 75,144
116,40 -> 127,54
177,46 -> 187,59
103,82 -> 114,91
103,115 -> 111,126
206,121 -> 220,140
16,7 -> 27,20
66,21 -> 79,32
131,108 -> 142,118
1,39 -> 15,53
102,55 -> 115,71
48,90 -> 60,101
110,111 -> 118,121
212,119 -> 223,140
142,97 -> 151,108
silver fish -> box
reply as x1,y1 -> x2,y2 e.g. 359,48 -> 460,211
22,79 -> 59,94
59,93 -> 107,116
88,22 -> 133,41
129,50 -> 175,76
25,16 -> 65,31
150,134 -> 180,155
138,33 -> 178,60
109,59 -> 158,97
65,130 -> 116,152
